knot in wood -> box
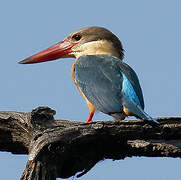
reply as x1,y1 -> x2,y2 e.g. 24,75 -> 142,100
30,106 -> 56,127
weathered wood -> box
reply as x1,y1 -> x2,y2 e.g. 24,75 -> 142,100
0,106 -> 181,179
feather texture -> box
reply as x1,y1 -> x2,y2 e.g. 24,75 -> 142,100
74,55 -> 158,123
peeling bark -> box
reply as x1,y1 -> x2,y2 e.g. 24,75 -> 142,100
0,107 -> 181,179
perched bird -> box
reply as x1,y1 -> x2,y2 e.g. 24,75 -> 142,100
19,26 -> 159,124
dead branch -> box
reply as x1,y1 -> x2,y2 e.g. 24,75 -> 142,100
0,106 -> 181,179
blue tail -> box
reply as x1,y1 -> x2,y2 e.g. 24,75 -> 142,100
123,100 -> 159,124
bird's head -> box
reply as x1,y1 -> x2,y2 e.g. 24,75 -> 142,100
19,26 -> 124,64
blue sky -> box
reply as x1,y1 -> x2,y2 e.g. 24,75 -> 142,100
0,0 -> 181,179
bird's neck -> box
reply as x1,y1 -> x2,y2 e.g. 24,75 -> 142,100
73,40 -> 122,59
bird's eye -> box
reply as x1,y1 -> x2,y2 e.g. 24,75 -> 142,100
72,34 -> 82,41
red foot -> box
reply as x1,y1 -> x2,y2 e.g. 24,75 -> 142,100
85,112 -> 94,123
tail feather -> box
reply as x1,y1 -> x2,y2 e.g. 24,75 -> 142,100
123,100 -> 159,124
136,106 -> 159,124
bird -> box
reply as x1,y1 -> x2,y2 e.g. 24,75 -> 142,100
19,26 -> 159,124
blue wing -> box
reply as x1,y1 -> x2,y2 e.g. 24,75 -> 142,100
75,55 -> 158,123
75,55 -> 123,114
120,71 -> 158,123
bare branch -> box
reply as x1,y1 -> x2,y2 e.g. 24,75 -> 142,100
0,107 -> 181,179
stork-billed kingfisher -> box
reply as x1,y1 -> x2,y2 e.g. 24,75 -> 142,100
19,26 -> 159,124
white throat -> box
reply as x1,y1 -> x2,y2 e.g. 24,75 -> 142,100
70,40 -> 121,59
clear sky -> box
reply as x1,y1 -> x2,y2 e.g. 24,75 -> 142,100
0,0 -> 181,179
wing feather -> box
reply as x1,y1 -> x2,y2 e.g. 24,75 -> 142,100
75,54 -> 145,114
75,55 -> 123,114
74,55 -> 158,123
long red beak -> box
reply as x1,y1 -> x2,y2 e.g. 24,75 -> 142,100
19,40 -> 77,64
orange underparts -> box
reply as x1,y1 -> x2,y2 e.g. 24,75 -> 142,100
85,112 -> 94,123
123,107 -> 134,116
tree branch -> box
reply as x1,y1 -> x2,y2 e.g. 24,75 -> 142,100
0,107 -> 181,179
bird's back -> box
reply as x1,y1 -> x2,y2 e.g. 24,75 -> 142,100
74,55 -> 144,115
